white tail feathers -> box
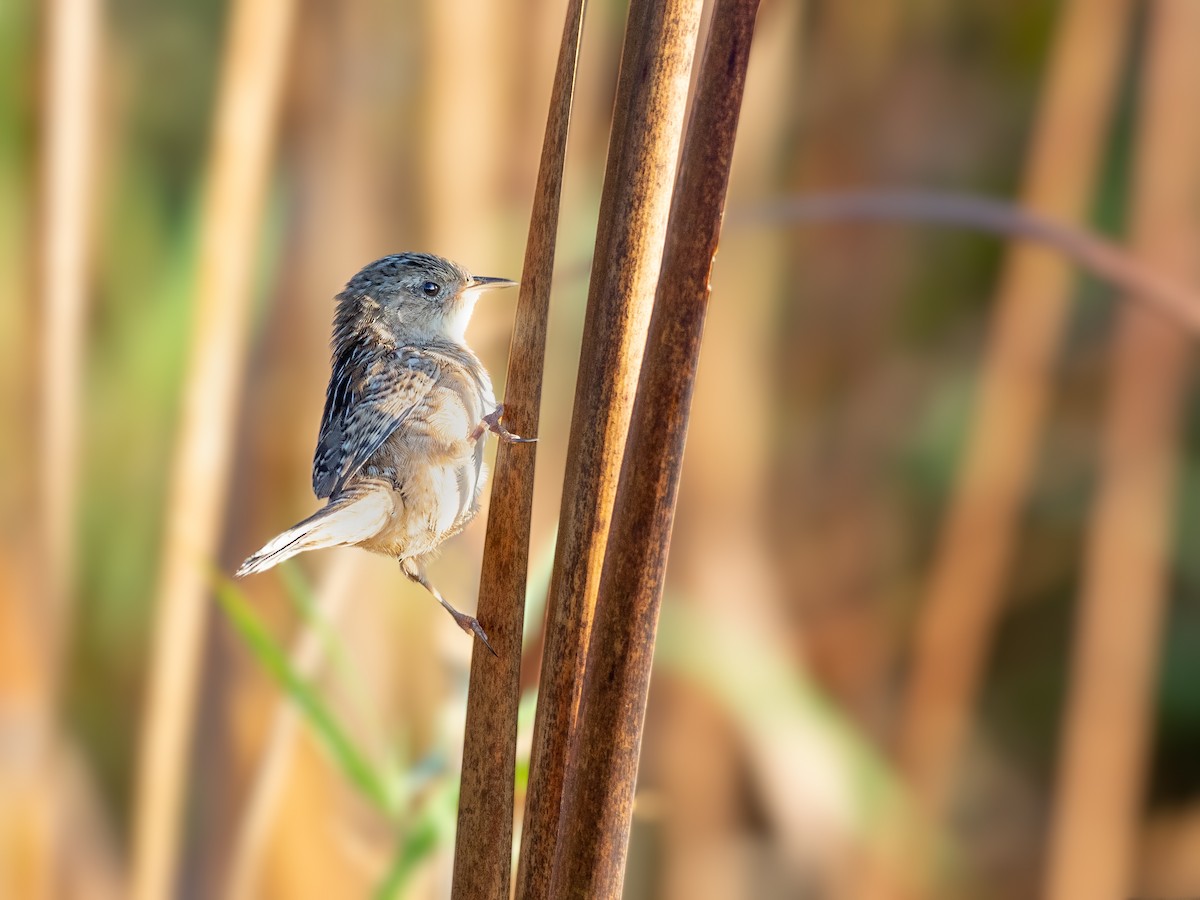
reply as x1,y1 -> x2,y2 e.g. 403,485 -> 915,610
236,488 -> 393,577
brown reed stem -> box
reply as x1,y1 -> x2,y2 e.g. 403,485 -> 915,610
724,9 -> 1132,894
513,0 -> 703,894
549,0 -> 757,893
883,11 -> 1147,831
130,1 -> 297,897
1044,4 -> 1200,897
888,15 -> 1148,824
449,0 -> 586,895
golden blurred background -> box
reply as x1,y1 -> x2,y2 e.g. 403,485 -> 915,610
4,0 -> 1200,897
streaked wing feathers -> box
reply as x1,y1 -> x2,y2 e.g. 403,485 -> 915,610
312,344 -> 439,498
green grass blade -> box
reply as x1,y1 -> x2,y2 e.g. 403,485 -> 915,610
276,563 -> 404,784
373,780 -> 461,899
213,577 -> 397,815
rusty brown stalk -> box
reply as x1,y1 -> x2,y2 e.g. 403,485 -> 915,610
548,0 -> 759,894
1044,3 -> 1200,897
513,0 -> 704,894
129,0 -> 297,897
449,0 -> 586,895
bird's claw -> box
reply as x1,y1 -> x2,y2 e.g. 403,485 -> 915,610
453,611 -> 498,657
477,403 -> 537,444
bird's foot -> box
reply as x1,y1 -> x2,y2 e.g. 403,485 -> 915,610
474,403 -> 537,444
402,557 -> 499,657
448,608 -> 498,657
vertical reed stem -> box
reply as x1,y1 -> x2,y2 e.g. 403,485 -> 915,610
130,1 -> 297,897
550,0 -> 757,894
28,0 -> 99,891
449,0 -> 586,895
897,0 -> 1133,826
1044,3 -> 1200,897
514,0 -> 701,894
37,0 -> 99,683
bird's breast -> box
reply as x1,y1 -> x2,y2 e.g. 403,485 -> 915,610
352,347 -> 495,560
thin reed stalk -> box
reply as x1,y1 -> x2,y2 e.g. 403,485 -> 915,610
649,4 -> 804,894
422,0 -> 505,259
893,0 -> 1134,834
449,0 -> 586,895
513,0 -> 703,894
21,1 -> 100,894
1044,4 -> 1200,897
37,0 -> 99,686
130,1 -> 297,897
550,0 -> 757,893
216,1 -> 388,882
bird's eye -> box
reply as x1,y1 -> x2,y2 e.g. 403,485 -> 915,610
421,281 -> 440,297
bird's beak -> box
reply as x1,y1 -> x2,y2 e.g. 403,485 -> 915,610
466,275 -> 518,293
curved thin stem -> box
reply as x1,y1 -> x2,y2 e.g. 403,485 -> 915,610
735,190 -> 1200,333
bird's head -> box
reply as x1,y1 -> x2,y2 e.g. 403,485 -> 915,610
335,252 -> 516,346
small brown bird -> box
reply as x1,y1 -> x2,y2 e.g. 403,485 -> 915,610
237,252 -> 533,653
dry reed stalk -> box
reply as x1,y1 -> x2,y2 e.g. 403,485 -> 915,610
513,0 -> 703,893
37,0 -> 99,686
216,4 -> 391,880
422,0 -> 505,261
651,3 -> 803,894
550,0 -> 757,893
228,0 -> 387,566
129,0 -> 297,897
893,0 -> 1135,831
18,0 -> 100,892
1043,4 -> 1200,897
449,0 -> 586,895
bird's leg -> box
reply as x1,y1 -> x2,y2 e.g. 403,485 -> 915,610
470,403 -> 537,444
400,558 -> 497,656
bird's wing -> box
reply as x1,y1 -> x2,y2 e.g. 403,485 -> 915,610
312,344 -> 440,498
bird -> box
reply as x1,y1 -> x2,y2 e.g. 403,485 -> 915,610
236,252 -> 534,654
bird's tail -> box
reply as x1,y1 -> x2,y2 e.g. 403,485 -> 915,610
236,488 -> 393,577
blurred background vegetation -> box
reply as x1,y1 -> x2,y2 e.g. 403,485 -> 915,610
4,0 -> 1200,897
